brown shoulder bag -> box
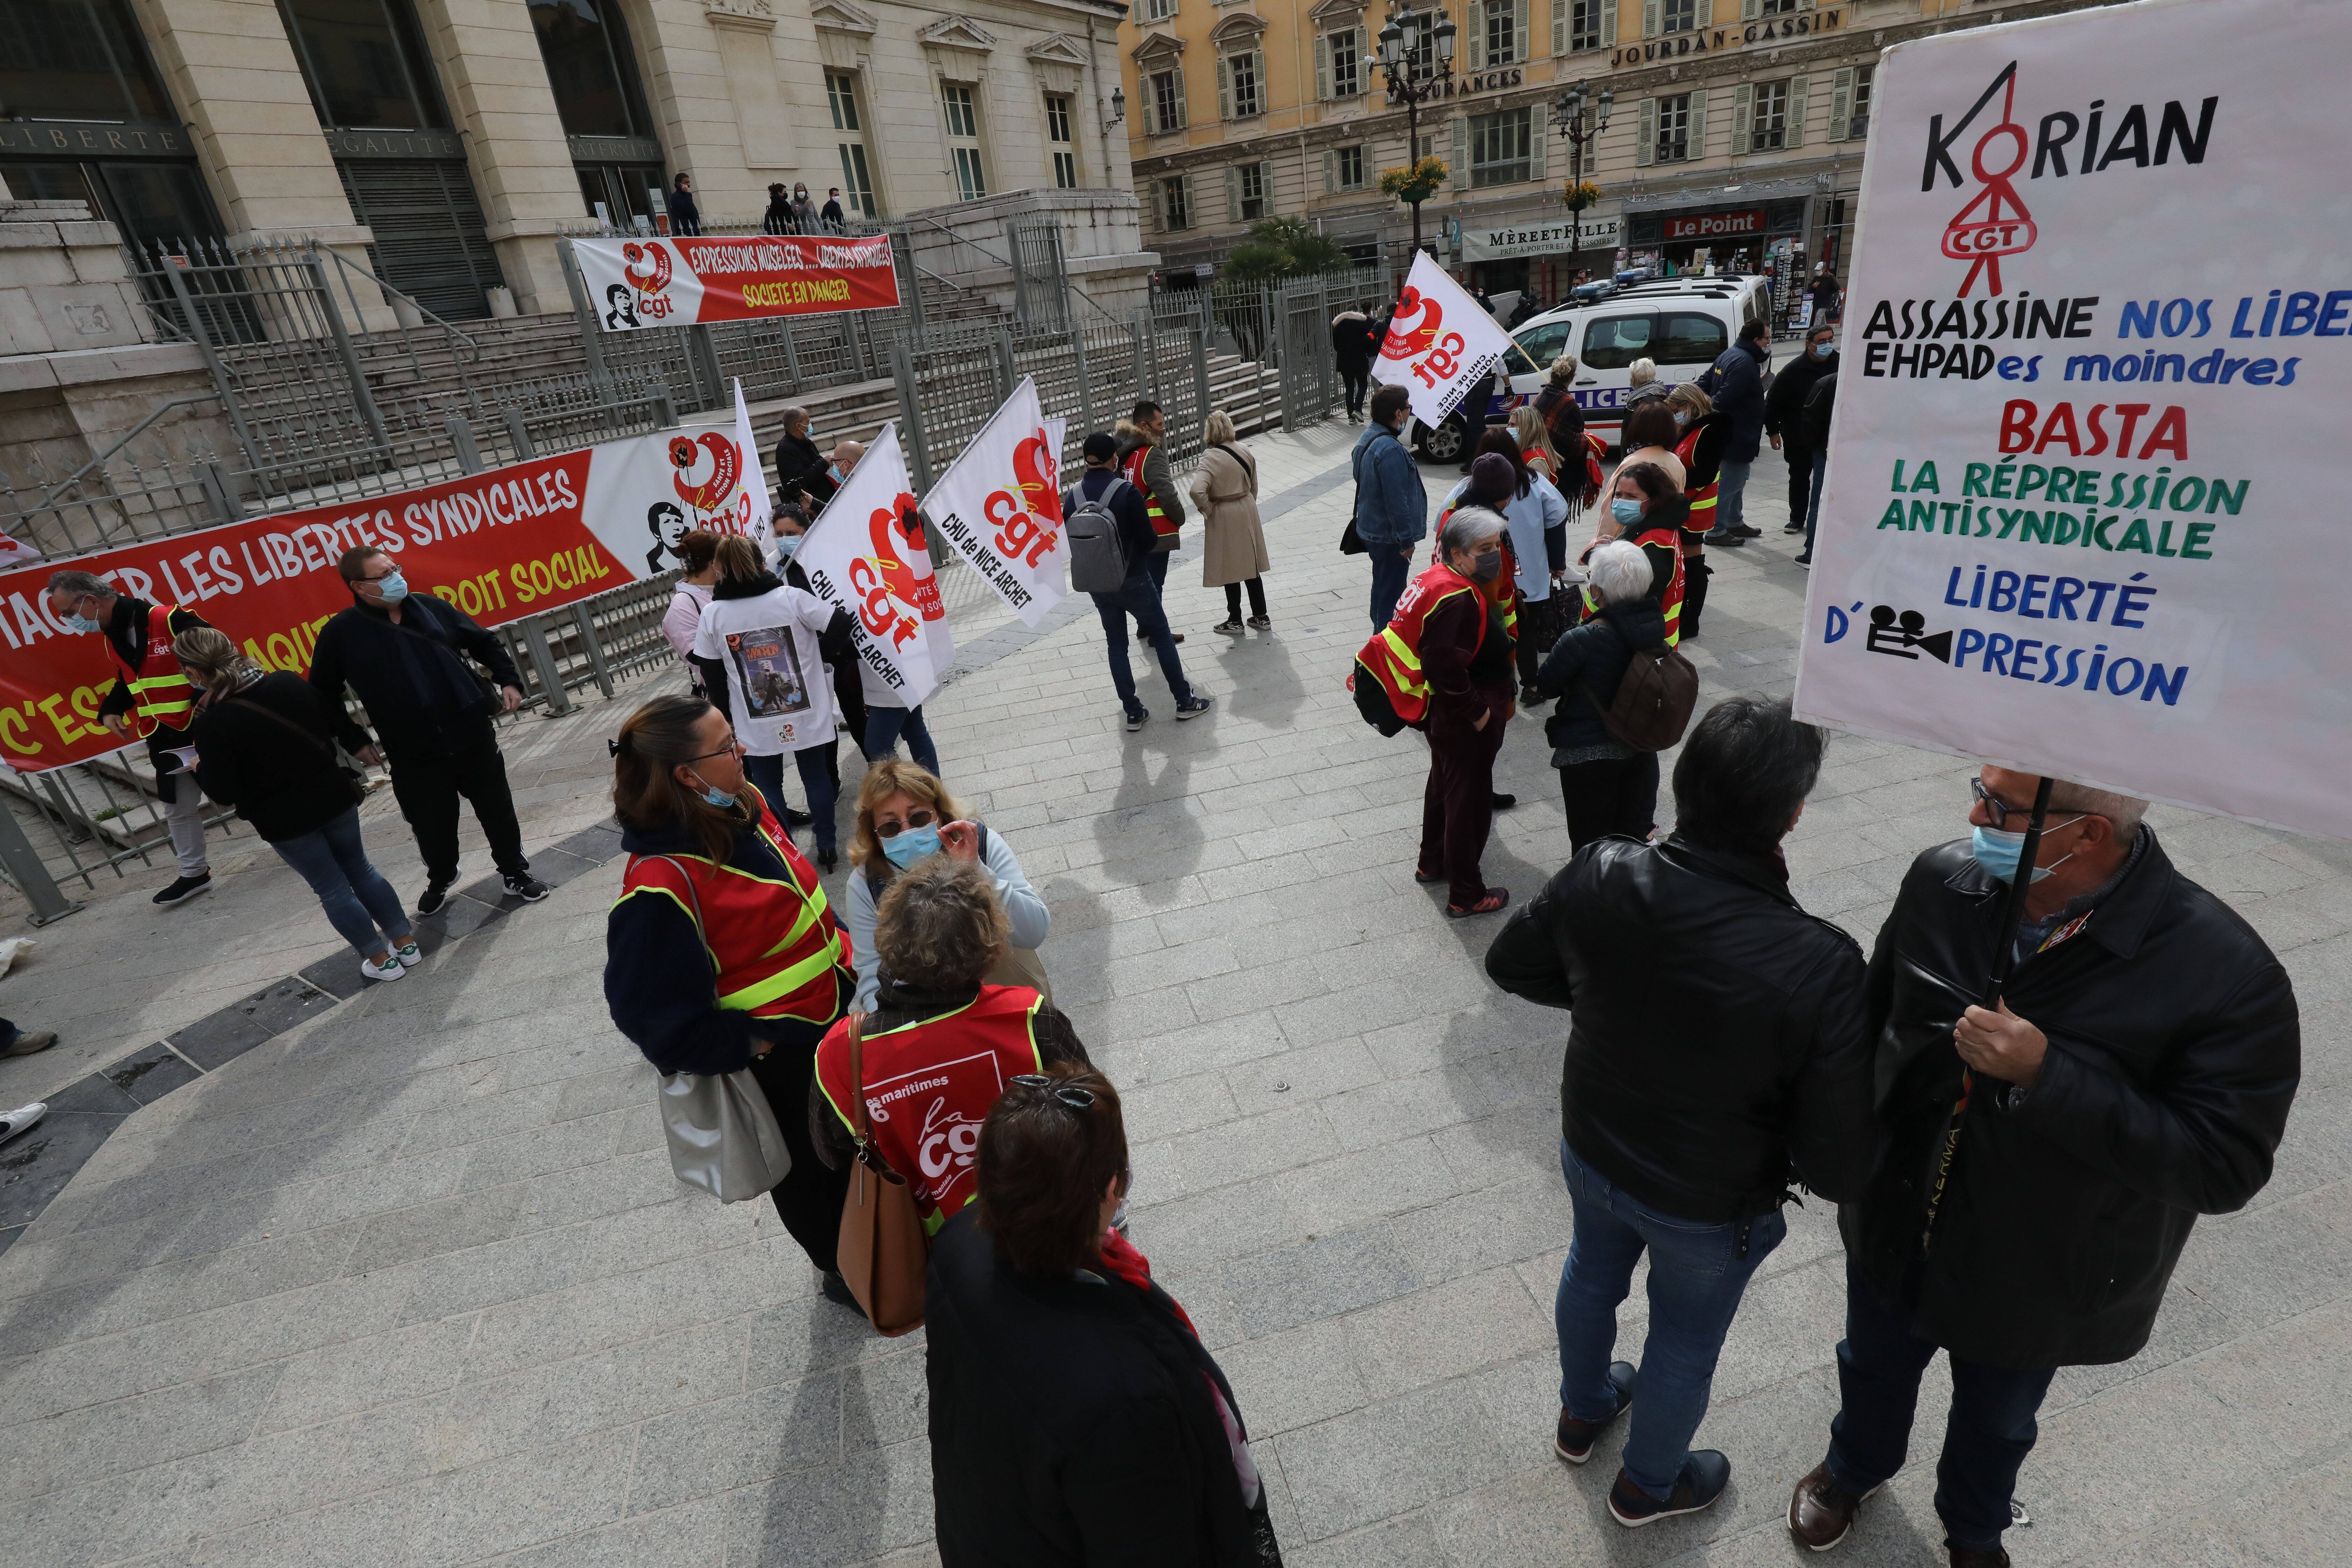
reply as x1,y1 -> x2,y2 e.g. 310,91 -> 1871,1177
833,1013 -> 930,1335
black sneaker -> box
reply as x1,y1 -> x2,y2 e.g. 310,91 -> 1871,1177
1609,1451 -> 1732,1528
1491,792 -> 1518,810
780,804 -> 814,828
1733,524 -> 1763,538
1125,708 -> 1148,733
152,873 -> 212,907
1555,1361 -> 1636,1464
816,847 -> 839,874
502,873 -> 550,903
1784,522 -> 1807,533
1794,554 -> 1813,568
416,878 -> 453,917
1175,696 -> 1213,720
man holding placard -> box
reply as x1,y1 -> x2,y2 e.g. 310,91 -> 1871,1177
1790,768 -> 2298,1564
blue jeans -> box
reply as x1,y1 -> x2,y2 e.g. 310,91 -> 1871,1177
1369,546 -> 1412,629
745,748 -> 839,850
1710,459 -> 1752,538
864,705 -> 940,777
1802,447 -> 1828,557
272,807 -> 413,958
1555,1139 -> 1786,1498
1825,1265 -> 2057,1552
1093,570 -> 1193,715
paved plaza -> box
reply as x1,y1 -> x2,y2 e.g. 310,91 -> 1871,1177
0,424 -> 2346,1568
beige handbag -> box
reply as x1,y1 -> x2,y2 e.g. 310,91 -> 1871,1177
834,1013 -> 930,1336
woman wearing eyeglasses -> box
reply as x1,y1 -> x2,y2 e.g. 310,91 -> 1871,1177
604,693 -> 860,1303
811,855 -> 1088,1240
842,760 -> 1050,1012
926,1063 -> 1283,1566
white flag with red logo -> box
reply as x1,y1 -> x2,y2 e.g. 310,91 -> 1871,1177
1370,252 -> 1519,432
730,380 -> 777,566
793,423 -> 951,707
920,376 -> 1070,627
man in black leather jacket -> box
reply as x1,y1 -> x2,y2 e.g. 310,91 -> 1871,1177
1487,696 -> 1873,1528
1787,768 -> 2300,1568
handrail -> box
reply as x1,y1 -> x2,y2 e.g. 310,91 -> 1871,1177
318,246 -> 481,365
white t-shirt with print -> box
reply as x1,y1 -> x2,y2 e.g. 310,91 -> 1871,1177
693,585 -> 838,754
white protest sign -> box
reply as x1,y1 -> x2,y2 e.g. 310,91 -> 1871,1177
1370,252 -> 1519,431
792,424 -> 948,707
921,376 -> 1069,627
1792,0 -> 2351,840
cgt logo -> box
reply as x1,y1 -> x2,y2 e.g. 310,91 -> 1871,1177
1923,63 -> 2036,298
983,431 -> 1064,567
622,241 -> 677,320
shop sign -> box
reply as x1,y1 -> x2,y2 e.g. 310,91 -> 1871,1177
1459,214 -> 1625,261
1663,209 -> 1765,240
1608,7 -> 1842,67
1386,66 -> 1524,103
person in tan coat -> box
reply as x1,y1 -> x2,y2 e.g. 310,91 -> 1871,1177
1187,409 -> 1272,634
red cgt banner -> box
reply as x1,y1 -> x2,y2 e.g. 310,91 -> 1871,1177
572,233 -> 902,331
0,454 -> 620,772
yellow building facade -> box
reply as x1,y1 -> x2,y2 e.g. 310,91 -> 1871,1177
1117,0 -> 2124,307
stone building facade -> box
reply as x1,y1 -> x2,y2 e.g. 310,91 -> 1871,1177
1117,0 -> 2124,305
0,0 -> 1140,321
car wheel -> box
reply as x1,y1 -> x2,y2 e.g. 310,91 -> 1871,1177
1416,416 -> 1466,464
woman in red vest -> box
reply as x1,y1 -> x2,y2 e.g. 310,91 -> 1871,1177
810,854 -> 1089,1238
604,694 -> 858,1301
1666,384 -> 1728,639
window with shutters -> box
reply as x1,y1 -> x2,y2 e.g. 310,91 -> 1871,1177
1659,0 -> 1696,34
1143,0 -> 1175,19
1849,62 -> 1874,139
1470,107 -> 1533,187
942,83 -> 985,200
1654,92 -> 1691,162
1149,69 -> 1185,134
1568,0 -> 1603,51
1399,14 -> 1438,81
1225,49 -> 1263,117
1482,0 -> 1517,66
826,72 -> 877,218
1750,79 -> 1789,150
1160,173 -> 1191,229
1044,94 -> 1078,188
1760,0 -> 1806,13
1335,144 -> 1366,189
1328,29 -> 1360,97
1236,160 -> 1268,220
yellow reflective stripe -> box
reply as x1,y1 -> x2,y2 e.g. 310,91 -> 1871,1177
1378,626 -> 1421,671
719,930 -> 842,1010
128,674 -> 190,691
609,883 -> 722,972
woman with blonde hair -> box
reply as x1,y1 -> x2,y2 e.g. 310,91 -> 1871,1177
175,626 -> 416,983
1187,407 -> 1271,633
844,760 -> 1050,1010
1508,404 -> 1561,483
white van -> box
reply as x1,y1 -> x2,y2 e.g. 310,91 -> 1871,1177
1491,275 -> 1772,450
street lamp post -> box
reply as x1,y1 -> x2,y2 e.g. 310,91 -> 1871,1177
1551,79 -> 1612,282
1377,8 -> 1457,261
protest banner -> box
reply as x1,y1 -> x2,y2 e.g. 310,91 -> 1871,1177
0,415 -> 771,773
920,376 -> 1069,627
1369,253 -> 1519,432
1792,0 -> 2350,841
573,233 -> 900,331
791,424 -> 951,708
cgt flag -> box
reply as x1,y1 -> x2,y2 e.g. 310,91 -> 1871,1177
793,424 -> 952,707
1370,253 -> 1518,432
920,375 -> 1069,627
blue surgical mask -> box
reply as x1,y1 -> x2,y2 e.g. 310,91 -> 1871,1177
1610,498 -> 1644,526
62,609 -> 101,634
688,770 -> 737,809
882,824 -> 941,867
1968,819 -> 2082,884
775,534 -> 801,558
1814,340 -> 1835,358
1672,410 -> 1690,428
371,570 -> 410,604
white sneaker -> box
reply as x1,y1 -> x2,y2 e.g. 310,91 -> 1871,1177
359,953 -> 406,983
0,1102 -> 46,1143
391,940 -> 424,968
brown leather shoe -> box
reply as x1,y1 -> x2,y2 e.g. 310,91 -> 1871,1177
1787,1463 -> 1879,1551
1949,1548 -> 2010,1568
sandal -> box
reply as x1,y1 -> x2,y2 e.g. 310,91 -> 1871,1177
1446,888 -> 1511,918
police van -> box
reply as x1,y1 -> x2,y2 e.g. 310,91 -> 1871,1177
1421,275 -> 1771,457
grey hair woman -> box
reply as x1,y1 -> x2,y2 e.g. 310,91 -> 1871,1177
1532,538 -> 1671,850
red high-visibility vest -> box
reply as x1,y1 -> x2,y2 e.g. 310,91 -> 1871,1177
1675,426 -> 1718,551
1575,526 -> 1685,648
615,803 -> 849,1025
1120,445 -> 1180,540
109,602 -> 198,738
1351,561 -> 1512,727
813,986 -> 1046,1233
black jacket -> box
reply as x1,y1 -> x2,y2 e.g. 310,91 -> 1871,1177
604,807 -> 852,1075
762,197 -> 794,234
821,198 -> 846,229
1704,339 -> 1768,461
1534,597 -> 1667,758
1330,312 -> 1376,373
189,673 -> 354,842
308,593 -> 520,761
776,433 -> 828,502
1842,834 -> 2300,1368
666,187 -> 701,236
1764,348 -> 1839,445
1487,836 -> 1874,1223
926,1211 -> 1272,1567
1799,371 -> 1838,450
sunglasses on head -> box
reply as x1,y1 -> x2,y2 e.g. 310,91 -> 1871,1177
874,807 -> 937,839
1008,1073 -> 1095,1110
